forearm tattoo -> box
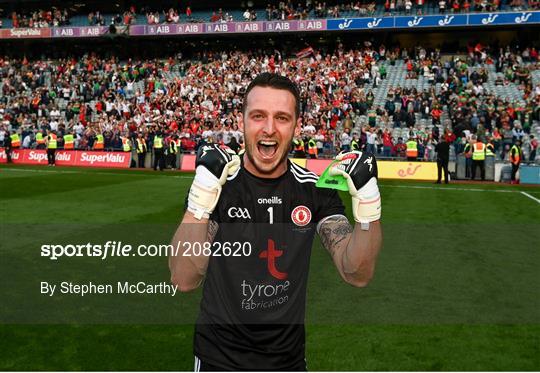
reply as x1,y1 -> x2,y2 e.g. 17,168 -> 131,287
319,216 -> 353,257
207,220 -> 219,243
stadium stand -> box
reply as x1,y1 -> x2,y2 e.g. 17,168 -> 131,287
1,39 -> 538,162
1,0 -> 539,28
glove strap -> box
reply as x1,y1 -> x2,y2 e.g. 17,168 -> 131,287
352,195 -> 381,224
187,182 -> 221,220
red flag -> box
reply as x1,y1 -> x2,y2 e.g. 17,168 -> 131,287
296,47 -> 314,59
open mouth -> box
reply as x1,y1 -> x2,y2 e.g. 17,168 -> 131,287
257,140 -> 278,159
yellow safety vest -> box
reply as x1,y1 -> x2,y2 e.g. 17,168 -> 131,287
10,134 -> 20,148
486,143 -> 495,156
406,140 -> 417,157
63,134 -> 74,149
36,132 -> 45,144
47,134 -> 57,149
94,134 -> 104,149
122,137 -> 131,152
472,142 -> 486,161
169,139 -> 178,154
153,136 -> 163,149
351,139 -> 360,151
136,138 -> 146,153
510,145 -> 521,165
308,139 -> 317,155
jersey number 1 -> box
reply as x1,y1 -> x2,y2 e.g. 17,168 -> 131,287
267,207 -> 274,224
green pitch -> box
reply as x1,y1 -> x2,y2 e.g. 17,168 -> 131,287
1,164 -> 539,371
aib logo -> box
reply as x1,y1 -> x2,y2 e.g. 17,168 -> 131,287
259,239 -> 287,280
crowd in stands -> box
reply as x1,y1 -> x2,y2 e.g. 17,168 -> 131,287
7,8 -> 71,28
0,41 -> 539,163
2,0 -> 540,30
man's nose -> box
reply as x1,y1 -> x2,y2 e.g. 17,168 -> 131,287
262,118 -> 276,135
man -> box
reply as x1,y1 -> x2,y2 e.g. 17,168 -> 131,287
510,140 -> 522,184
94,132 -> 104,151
307,136 -> 317,159
136,133 -> 147,168
168,135 -> 179,170
169,73 -> 382,371
45,130 -> 57,166
351,133 -> 360,151
394,137 -> 407,158
63,132 -> 75,150
406,136 -> 418,161
435,137 -> 450,184
153,131 -> 165,171
470,135 -> 486,181
35,130 -> 46,149
292,136 -> 305,158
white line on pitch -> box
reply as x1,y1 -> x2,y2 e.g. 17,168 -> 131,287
379,184 -> 515,193
520,191 -> 540,204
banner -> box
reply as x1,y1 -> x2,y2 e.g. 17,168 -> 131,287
3,12 -> 539,40
0,149 -> 130,168
378,161 -> 437,180
176,156 -> 437,180
0,27 -> 51,39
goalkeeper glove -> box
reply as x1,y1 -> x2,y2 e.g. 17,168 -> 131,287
329,151 -> 381,224
187,144 -> 241,220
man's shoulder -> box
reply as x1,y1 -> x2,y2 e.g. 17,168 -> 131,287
288,161 -> 319,185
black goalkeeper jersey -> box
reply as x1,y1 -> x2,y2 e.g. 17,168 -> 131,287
193,160 -> 345,370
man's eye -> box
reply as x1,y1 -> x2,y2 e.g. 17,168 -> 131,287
252,114 -> 264,119
277,116 -> 289,121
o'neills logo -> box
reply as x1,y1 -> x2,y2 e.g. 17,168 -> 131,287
80,153 -> 127,164
10,28 -> 42,38
257,196 -> 282,205
28,151 -> 47,162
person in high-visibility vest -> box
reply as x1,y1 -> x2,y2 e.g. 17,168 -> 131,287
136,133 -> 147,168
153,132 -> 165,171
510,140 -> 523,184
168,135 -> 179,170
307,137 -> 317,159
94,133 -> 104,150
121,136 -> 131,152
351,134 -> 360,151
470,135 -> 486,181
486,140 -> 495,157
35,131 -> 46,149
63,133 -> 75,150
406,137 -> 418,161
292,137 -> 305,158
46,130 -> 57,166
10,133 -> 20,149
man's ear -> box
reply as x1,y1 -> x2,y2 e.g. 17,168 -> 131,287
238,113 -> 245,133
294,117 -> 302,137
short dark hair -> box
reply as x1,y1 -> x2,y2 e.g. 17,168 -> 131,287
242,73 -> 301,119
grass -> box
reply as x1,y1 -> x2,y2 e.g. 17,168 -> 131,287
0,164 -> 539,371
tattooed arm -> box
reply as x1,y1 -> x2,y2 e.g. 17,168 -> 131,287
318,215 -> 382,287
169,213 -> 219,292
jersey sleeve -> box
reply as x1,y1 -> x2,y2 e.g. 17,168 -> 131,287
313,186 -> 345,224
